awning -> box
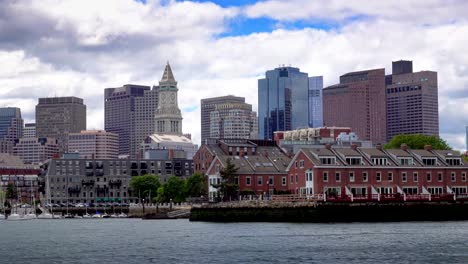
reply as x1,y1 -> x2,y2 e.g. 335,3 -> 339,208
96,198 -> 101,202
104,198 -> 109,202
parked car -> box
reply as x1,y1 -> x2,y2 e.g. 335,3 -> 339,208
75,203 -> 85,208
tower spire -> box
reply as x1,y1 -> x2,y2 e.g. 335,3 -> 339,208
160,61 -> 176,83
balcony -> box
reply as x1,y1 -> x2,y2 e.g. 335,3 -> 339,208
109,180 -> 122,188
82,180 -> 95,186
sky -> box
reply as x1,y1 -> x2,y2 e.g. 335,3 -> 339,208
1,0 -> 468,150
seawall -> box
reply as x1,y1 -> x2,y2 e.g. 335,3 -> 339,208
190,203 -> 468,222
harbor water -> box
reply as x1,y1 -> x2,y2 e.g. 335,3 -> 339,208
1,219 -> 468,264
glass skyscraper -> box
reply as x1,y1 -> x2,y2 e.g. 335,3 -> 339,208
258,66 -> 309,140
0,107 -> 23,154
308,76 -> 323,128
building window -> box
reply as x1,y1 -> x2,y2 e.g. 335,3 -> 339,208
295,175 -> 298,184
323,172 -> 328,182
372,158 -> 388,166
451,172 -> 456,182
299,160 -> 304,168
426,172 -> 432,182
246,176 -> 251,186
320,157 -> 336,165
234,177 -> 239,185
258,176 -> 263,186
422,158 -> 437,166
402,172 -> 407,182
462,172 -> 467,182
349,172 -> 355,182
413,172 -> 418,182
346,157 -> 362,165
387,172 -> 393,182
438,172 -> 443,182
290,175 -> 294,184
363,172 -> 368,182
335,172 -> 341,182
269,177 -> 274,185
376,172 -> 381,182
282,177 -> 287,186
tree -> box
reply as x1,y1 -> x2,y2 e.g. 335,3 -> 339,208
156,176 -> 187,203
384,134 -> 452,150
185,173 -> 207,198
6,183 -> 17,200
213,159 -> 239,201
130,174 -> 161,202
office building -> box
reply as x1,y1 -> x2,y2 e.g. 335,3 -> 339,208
105,84 -> 160,158
68,130 -> 119,159
146,62 -> 197,159
23,123 -> 36,138
258,66 -> 309,140
308,76 -> 323,128
386,60 -> 439,141
14,137 -> 59,164
0,107 -> 23,154
36,97 -> 86,154
323,69 -> 387,144
202,96 -> 258,141
201,95 -> 245,143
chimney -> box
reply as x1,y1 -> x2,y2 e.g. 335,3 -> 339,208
400,143 -> 408,151
424,145 -> 433,151
325,143 -> 332,150
375,143 -> 382,150
351,144 -> 358,150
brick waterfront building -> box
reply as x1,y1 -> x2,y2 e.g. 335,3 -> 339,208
193,139 -> 291,201
288,144 -> 468,200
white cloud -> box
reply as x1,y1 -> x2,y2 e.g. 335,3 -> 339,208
244,0 -> 468,24
1,0 -> 468,150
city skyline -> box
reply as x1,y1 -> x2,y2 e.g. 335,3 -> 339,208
1,1 -> 468,150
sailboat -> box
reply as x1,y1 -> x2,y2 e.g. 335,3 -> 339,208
0,192 -> 5,220
24,179 -> 37,220
7,183 -> 28,221
38,174 -> 54,219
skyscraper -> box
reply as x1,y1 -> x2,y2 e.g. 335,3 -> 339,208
23,123 -> 36,138
258,66 -> 309,140
36,97 -> 86,153
203,96 -> 258,140
308,76 -> 323,128
201,95 -> 245,143
386,60 -> 438,141
0,107 -> 23,154
155,63 -> 183,135
323,69 -> 387,144
144,62 -> 197,159
104,84 -> 156,158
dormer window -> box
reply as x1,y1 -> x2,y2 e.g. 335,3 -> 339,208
399,158 -> 413,166
446,158 -> 461,166
320,157 -> 336,165
346,157 -> 362,165
372,158 -> 388,166
422,158 -> 437,166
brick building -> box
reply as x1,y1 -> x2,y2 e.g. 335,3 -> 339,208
323,69 -> 387,144
288,144 -> 468,200
193,139 -> 291,201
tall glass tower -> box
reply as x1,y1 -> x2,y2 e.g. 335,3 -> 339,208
258,66 -> 309,140
308,76 -> 323,128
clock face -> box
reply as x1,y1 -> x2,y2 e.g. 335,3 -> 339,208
161,93 -> 166,101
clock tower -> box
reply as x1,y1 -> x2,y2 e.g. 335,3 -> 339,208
155,62 -> 183,135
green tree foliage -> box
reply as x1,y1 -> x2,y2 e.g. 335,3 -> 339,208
185,173 -> 207,198
157,176 -> 187,203
6,183 -> 17,200
130,174 -> 161,200
213,159 -> 239,201
384,134 -> 452,150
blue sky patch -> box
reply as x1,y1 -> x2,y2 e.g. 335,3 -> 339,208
183,106 -> 198,112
